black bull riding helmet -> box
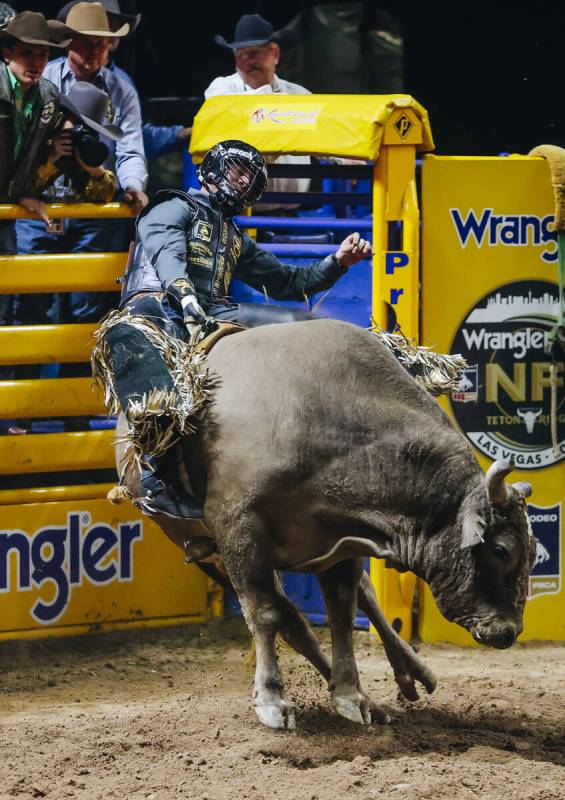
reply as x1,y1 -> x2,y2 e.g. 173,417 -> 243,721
197,140 -> 268,215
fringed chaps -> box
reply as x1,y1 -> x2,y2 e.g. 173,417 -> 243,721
91,309 -> 209,475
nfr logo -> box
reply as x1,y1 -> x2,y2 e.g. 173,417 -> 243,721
527,503 -> 561,599
449,280 -> 565,469
0,513 -> 143,624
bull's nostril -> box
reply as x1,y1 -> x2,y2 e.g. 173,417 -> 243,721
498,629 -> 516,648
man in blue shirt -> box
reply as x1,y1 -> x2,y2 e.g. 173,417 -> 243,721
15,1 -> 148,329
57,0 -> 192,161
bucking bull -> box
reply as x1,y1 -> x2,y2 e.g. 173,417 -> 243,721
113,318 -> 536,730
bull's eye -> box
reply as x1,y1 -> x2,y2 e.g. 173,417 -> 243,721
492,544 -> 509,561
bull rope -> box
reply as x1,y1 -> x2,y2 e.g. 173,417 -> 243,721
370,326 -> 467,396
529,144 -> 565,456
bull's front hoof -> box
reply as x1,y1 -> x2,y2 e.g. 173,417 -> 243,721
255,703 -> 296,731
332,691 -> 372,726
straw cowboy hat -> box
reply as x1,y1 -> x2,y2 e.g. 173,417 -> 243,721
58,81 -> 124,140
0,10 -> 71,48
214,14 -> 294,50
57,0 -> 140,35
64,1 -> 130,38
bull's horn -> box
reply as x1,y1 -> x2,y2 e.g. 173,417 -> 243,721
485,458 -> 515,504
512,481 -> 533,499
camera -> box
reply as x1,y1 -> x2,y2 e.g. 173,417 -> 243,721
70,124 -> 109,168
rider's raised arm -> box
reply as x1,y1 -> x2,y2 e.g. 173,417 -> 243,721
234,231 -> 348,301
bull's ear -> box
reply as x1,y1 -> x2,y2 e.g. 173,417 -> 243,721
461,511 -> 487,549
512,481 -> 533,499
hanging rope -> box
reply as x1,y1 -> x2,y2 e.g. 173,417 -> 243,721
528,145 -> 565,455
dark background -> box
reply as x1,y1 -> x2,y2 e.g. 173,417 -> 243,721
17,1 -> 565,155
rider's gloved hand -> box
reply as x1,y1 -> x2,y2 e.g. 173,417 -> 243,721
181,293 -> 217,337
180,293 -> 207,325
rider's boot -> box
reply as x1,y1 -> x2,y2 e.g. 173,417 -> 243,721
139,452 -> 204,520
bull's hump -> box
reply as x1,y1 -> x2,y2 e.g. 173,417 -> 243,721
209,319 -> 395,376
207,318 -> 439,413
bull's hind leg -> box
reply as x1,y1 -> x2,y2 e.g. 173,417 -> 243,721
318,558 -> 375,726
220,525 -> 296,731
357,570 -> 437,700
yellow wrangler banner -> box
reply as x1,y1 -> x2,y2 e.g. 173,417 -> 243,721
0,498 -> 210,640
191,94 -> 434,161
420,154 -> 565,643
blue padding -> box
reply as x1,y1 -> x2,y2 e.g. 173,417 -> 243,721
31,419 -> 65,433
89,418 -> 117,430
235,216 -> 372,231
224,570 -> 369,630
230,255 -> 371,328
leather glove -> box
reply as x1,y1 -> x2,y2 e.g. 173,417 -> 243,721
180,293 -> 207,325
181,294 -> 217,337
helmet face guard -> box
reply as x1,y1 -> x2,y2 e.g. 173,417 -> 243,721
197,140 -> 268,215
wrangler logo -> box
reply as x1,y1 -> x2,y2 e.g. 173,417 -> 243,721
450,208 -> 557,263
0,513 -> 143,624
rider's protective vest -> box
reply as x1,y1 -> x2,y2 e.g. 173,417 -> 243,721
120,189 -> 242,309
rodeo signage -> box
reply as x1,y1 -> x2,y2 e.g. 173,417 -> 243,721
528,503 -> 562,599
450,279 -> 564,469
0,512 -> 143,624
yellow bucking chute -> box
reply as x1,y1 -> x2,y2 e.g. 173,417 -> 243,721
190,94 -> 435,162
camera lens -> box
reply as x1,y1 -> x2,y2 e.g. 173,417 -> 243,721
71,124 -> 109,167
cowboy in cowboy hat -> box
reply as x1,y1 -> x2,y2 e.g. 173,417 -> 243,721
60,0 -> 192,162
57,0 -> 141,36
52,2 -> 147,211
205,14 -> 310,212
0,12 -> 70,205
211,13 -> 298,93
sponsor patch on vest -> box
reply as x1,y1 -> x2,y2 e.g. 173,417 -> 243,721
187,255 -> 214,270
527,502 -> 561,599
229,235 -> 242,263
449,279 -> 564,469
40,100 -> 56,125
195,221 -> 212,242
190,241 -> 213,258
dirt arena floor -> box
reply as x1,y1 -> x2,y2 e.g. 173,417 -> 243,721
0,618 -> 563,800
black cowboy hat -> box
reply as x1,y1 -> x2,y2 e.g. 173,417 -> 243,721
0,10 -> 71,48
58,81 -> 124,140
214,13 -> 295,50
57,0 -> 141,34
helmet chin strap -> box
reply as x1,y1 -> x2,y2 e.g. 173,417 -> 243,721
200,177 -> 245,216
